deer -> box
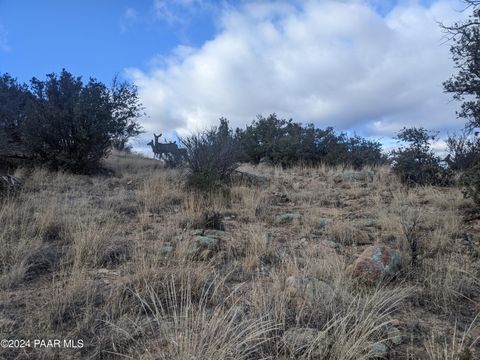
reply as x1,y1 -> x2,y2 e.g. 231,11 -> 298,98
148,133 -> 187,161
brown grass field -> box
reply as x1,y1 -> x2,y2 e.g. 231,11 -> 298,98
0,151 -> 479,359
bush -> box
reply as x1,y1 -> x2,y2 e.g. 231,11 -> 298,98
445,133 -> 480,171
461,161 -> 480,205
16,70 -> 142,173
181,118 -> 239,192
446,133 -> 480,206
391,127 -> 451,186
235,114 -> 387,168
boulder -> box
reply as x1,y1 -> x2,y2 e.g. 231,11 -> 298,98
282,327 -> 326,358
194,236 -> 220,250
189,235 -> 221,260
351,245 -> 402,283
275,213 -> 304,225
232,170 -> 269,186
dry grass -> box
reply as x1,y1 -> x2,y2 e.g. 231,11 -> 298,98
0,152 -> 478,359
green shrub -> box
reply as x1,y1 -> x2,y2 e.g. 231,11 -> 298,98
234,114 -> 387,168
461,161 -> 480,205
445,133 -> 480,171
181,119 -> 239,192
19,70 -> 142,173
391,127 -> 451,186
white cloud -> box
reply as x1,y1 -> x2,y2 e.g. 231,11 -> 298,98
0,23 -> 10,52
120,7 -> 138,32
128,0 -> 469,139
153,0 -> 210,25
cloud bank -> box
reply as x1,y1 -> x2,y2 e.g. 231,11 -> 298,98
128,0 -> 468,140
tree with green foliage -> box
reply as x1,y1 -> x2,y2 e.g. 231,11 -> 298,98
443,0 -> 480,204
442,4 -> 480,131
235,114 -> 386,168
391,127 -> 451,186
18,69 -> 143,173
0,74 -> 32,142
109,75 -> 144,151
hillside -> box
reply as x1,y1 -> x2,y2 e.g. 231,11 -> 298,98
0,151 -> 479,359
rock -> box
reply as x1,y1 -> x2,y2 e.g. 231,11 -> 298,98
282,327 -> 326,357
258,157 -> 272,166
285,276 -> 334,303
388,326 -> 402,345
275,213 -> 304,225
190,229 -> 204,236
318,239 -> 343,252
371,342 -> 388,358
159,245 -> 174,257
334,170 -> 374,183
318,218 -> 332,228
194,236 -> 220,250
203,229 -> 225,239
232,170 -> 269,186
351,245 -> 402,283
190,236 -> 221,260
0,175 -> 22,194
360,218 -> 379,229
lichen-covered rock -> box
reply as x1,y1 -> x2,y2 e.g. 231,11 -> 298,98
189,235 -> 221,260
159,245 -> 174,257
351,245 -> 402,283
388,326 -> 402,345
194,236 -> 220,250
275,213 -> 304,225
371,342 -> 388,358
318,218 -> 332,228
232,170 -> 269,186
203,229 -> 225,239
282,327 -> 327,358
334,170 -> 374,183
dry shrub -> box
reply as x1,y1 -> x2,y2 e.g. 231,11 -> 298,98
0,193 -> 69,288
425,315 -> 479,360
137,170 -> 183,214
326,220 -> 371,246
69,211 -> 128,270
128,276 -> 276,360
420,254 -> 479,313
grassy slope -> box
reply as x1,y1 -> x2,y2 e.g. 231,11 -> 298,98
0,151 -> 479,359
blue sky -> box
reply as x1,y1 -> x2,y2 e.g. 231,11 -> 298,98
0,0 -> 217,83
0,0 -> 471,153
